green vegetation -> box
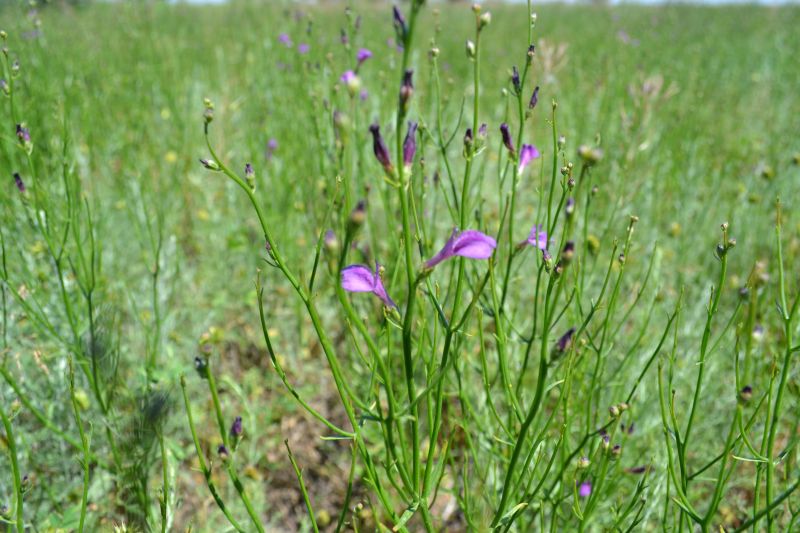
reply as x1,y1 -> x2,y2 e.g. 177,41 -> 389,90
1,1 -> 799,531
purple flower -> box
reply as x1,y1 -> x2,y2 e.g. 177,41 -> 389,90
341,262 -> 396,308
478,123 -> 488,139
425,228 -> 497,269
578,481 -> 592,498
357,48 -> 373,65
529,86 -> 540,109
359,88 -> 369,102
403,121 -> 417,168
16,124 -> 30,144
340,69 -> 357,85
230,416 -> 243,438
265,138 -> 278,161
369,123 -> 393,173
13,172 -> 25,193
518,144 -> 540,172
526,224 -> 547,250
500,123 -> 515,157
298,43 -> 310,54
278,33 -> 292,47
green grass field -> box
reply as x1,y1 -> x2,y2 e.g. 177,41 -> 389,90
1,1 -> 799,531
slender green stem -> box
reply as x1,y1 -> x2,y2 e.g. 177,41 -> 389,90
1,403 -> 24,533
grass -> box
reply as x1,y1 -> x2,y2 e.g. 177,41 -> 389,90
0,0 -> 799,531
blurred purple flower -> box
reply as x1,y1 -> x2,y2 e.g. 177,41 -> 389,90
278,33 -> 292,47
359,88 -> 369,102
230,416 -> 243,438
298,43 -> 310,54
265,138 -> 278,161
425,228 -> 497,269
340,70 -> 357,85
526,224 -> 548,250
341,262 -> 396,308
578,481 -> 592,498
357,48 -> 373,65
518,144 -> 540,172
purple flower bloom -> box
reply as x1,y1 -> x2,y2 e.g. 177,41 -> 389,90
529,86 -> 540,109
425,228 -> 497,269
340,69 -> 357,85
357,48 -> 373,65
13,172 -> 25,193
526,224 -> 548,250
500,123 -> 515,157
341,262 -> 396,308
369,123 -> 393,173
298,43 -> 310,54
518,144 -> 540,172
578,481 -> 592,498
403,121 -> 417,168
278,33 -> 292,47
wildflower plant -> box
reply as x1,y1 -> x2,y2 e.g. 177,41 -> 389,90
0,2 -> 798,532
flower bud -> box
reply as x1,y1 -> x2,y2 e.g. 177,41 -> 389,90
199,158 -> 220,171
203,98 -> 214,124
465,40 -> 476,59
529,85 -> 540,109
369,123 -> 393,174
13,172 -> 25,193
609,404 -> 620,418
399,69 -> 414,111
217,444 -> 230,462
347,200 -> 367,234
577,456 -> 590,469
403,121 -> 417,169
578,145 -> 603,166
244,163 -> 255,190
511,66 -> 521,95
610,445 -> 622,459
500,123 -> 515,158
478,12 -> 491,30
324,229 -> 339,254
194,356 -> 209,379
738,385 -> 753,404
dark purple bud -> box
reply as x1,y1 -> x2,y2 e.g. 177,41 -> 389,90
393,6 -> 407,41
511,66 -> 521,94
561,241 -> 575,263
230,416 -> 243,438
500,123 -> 515,157
625,465 -> 648,475
610,445 -> 622,459
526,45 -> 536,63
464,128 -> 473,147
369,123 -> 393,173
399,69 -> 414,109
13,172 -> 25,193
16,124 -> 30,144
244,163 -> 255,185
403,121 -> 418,168
553,327 -> 576,356
529,85 -> 540,109
739,385 -> 753,403
217,444 -> 230,460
